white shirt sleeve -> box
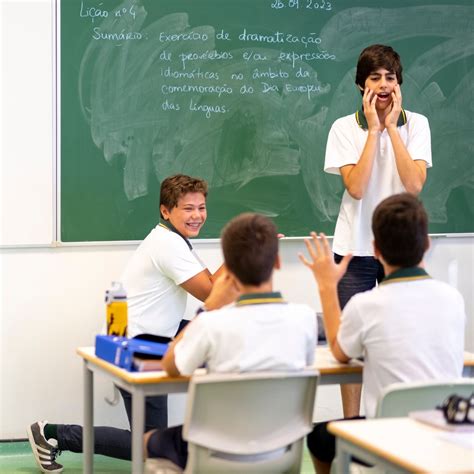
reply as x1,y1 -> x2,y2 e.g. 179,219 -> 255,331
406,113 -> 432,167
337,296 -> 365,359
174,317 -> 211,375
324,117 -> 360,175
156,233 -> 205,285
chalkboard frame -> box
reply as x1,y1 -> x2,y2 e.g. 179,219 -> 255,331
57,0 -> 474,243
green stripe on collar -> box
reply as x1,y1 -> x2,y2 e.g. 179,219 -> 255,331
380,267 -> 431,285
236,291 -> 286,306
159,220 -> 192,250
355,108 -> 407,130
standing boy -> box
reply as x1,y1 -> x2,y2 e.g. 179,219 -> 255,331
144,213 -> 317,469
28,174 -> 224,472
300,193 -> 465,474
324,44 -> 432,416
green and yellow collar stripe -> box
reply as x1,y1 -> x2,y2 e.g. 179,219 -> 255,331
159,221 -> 192,250
355,108 -> 407,130
379,267 -> 431,285
236,292 -> 286,306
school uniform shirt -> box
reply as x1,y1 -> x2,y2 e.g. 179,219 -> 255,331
174,292 -> 317,375
324,110 -> 432,256
337,268 -> 465,418
121,223 -> 205,338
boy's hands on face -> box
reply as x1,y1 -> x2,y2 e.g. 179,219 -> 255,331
385,84 -> 402,129
299,232 -> 352,291
204,270 -> 241,311
363,87 -> 382,133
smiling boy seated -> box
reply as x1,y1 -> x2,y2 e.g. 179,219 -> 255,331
143,212 -> 317,469
28,174 -> 226,472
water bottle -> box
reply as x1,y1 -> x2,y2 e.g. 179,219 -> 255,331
106,281 -> 128,337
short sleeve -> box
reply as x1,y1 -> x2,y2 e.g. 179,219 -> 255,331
156,234 -> 205,285
406,113 -> 432,168
174,317 -> 211,375
324,118 -> 360,175
337,296 -> 364,359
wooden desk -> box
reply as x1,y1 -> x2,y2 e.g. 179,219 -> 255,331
329,417 -> 474,473
77,346 -> 474,474
77,345 -> 362,474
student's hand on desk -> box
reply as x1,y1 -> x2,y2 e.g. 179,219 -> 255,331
203,271 -> 241,311
299,232 -> 352,290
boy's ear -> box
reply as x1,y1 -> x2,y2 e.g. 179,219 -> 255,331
372,240 -> 381,260
357,84 -> 364,92
425,235 -> 431,252
160,204 -> 170,220
274,254 -> 281,270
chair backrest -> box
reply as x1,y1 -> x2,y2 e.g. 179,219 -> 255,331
376,378 -> 474,418
182,369 -> 319,474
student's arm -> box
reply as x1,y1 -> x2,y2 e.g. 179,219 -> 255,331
161,327 -> 186,377
339,89 -> 380,200
385,85 -> 427,194
180,264 -> 227,302
299,232 -> 351,363
180,270 -> 213,301
163,272 -> 241,376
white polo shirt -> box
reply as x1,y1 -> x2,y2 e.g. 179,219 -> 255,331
122,224 -> 205,338
174,292 -> 317,375
325,110 -> 432,256
337,268 -> 465,418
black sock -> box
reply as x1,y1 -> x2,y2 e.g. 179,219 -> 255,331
43,423 -> 58,440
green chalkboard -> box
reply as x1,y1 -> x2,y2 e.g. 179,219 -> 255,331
60,0 -> 474,241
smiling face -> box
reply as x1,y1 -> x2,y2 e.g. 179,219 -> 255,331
160,192 -> 207,238
364,68 -> 398,111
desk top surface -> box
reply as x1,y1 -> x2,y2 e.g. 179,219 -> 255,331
77,345 -> 361,384
77,346 -> 474,385
328,417 -> 474,473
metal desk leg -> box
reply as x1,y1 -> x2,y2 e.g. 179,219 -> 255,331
131,388 -> 145,474
83,361 -> 94,474
335,438 -> 351,474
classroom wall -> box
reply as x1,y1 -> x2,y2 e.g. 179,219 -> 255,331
1,0 -> 472,440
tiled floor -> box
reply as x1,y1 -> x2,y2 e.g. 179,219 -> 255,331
0,440 -> 315,473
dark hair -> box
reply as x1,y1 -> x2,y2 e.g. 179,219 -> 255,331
221,213 -> 278,286
372,193 -> 428,267
159,174 -> 208,218
355,44 -> 403,91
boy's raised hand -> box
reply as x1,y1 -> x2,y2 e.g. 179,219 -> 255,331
299,232 -> 352,290
363,87 -> 381,132
385,84 -> 402,129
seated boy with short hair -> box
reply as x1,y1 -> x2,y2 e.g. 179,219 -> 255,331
144,212 -> 317,469
299,193 -> 465,474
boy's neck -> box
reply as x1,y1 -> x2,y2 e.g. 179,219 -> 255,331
376,108 -> 390,127
239,280 -> 273,295
383,261 -> 425,276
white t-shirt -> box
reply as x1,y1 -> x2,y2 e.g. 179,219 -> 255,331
324,110 -> 432,256
174,293 -> 317,375
337,269 -> 465,418
121,224 -> 205,338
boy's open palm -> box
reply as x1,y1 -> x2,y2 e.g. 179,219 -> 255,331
299,232 -> 352,289
363,88 -> 381,132
385,84 -> 402,129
